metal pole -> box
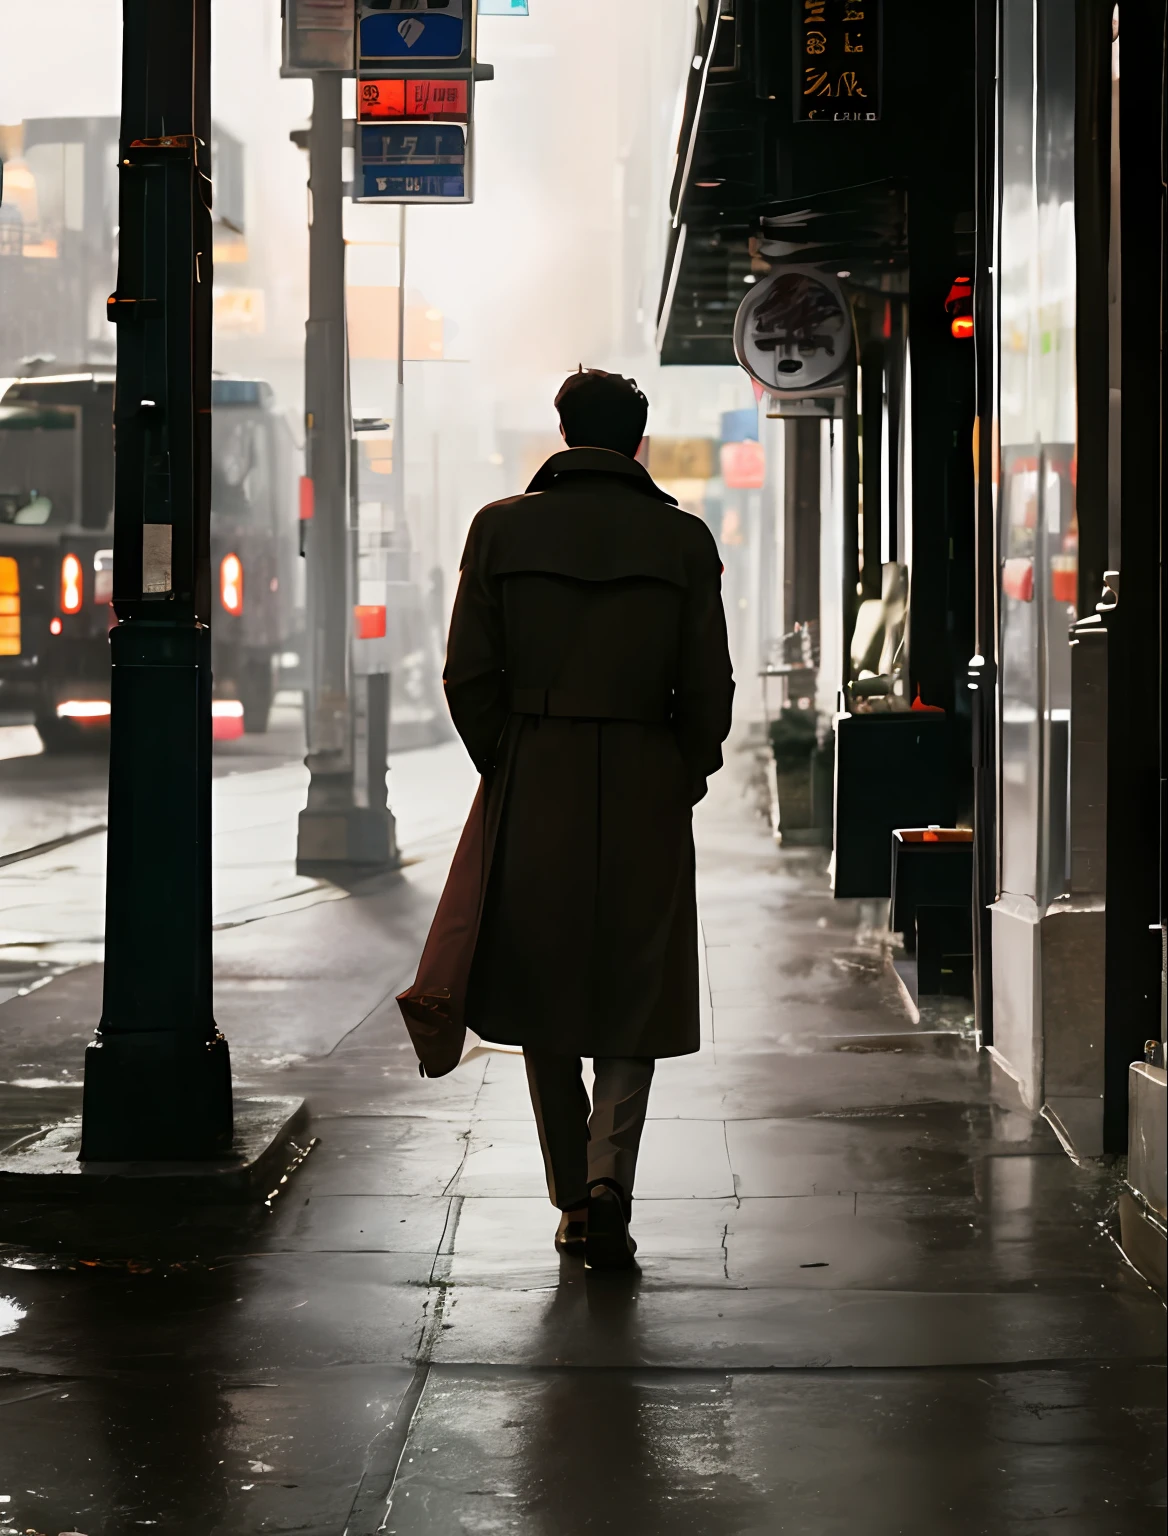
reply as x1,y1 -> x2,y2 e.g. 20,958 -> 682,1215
396,206 -> 407,529
81,0 -> 230,1160
296,73 -> 395,870
300,72 -> 351,831
840,368 -> 860,692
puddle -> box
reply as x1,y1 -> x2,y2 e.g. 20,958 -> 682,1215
829,1031 -> 967,1055
0,1250 -> 73,1272
831,953 -> 887,981
0,959 -> 67,1008
1,1077 -> 83,1089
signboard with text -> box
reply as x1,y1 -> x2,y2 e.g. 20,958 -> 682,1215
283,0 -> 356,74
792,0 -> 881,122
358,1 -> 473,70
357,121 -> 469,202
358,77 -> 470,121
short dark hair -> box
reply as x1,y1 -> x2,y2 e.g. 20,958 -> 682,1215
554,368 -> 648,458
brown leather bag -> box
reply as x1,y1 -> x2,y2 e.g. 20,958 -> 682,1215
396,779 -> 488,1077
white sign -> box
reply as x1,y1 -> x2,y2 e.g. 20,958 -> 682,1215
733,266 -> 852,396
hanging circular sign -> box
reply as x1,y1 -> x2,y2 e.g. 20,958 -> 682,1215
733,265 -> 853,395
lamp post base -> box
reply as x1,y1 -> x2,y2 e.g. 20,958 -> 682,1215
80,1031 -> 233,1162
296,805 -> 399,873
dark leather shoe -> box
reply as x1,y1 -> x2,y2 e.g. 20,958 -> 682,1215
584,1180 -> 637,1270
555,1212 -> 587,1257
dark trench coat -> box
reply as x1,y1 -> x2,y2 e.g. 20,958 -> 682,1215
435,447 -> 734,1060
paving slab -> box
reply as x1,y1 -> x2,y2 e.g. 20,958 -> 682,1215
0,1362 -> 419,1536
296,1114 -> 471,1199
428,1275 -> 1165,1371
0,1250 -> 433,1377
383,1363 -> 1168,1536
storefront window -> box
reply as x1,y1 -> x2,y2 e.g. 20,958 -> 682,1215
996,0 -> 1077,907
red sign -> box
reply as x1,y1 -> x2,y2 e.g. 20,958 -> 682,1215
720,439 -> 765,490
353,604 -> 387,640
358,79 -> 469,122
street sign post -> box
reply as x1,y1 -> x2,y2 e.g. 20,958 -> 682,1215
296,72 -> 398,872
286,2 -> 483,870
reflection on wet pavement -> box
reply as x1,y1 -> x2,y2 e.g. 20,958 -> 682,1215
0,742 -> 1163,1534
385,1362 -> 1167,1536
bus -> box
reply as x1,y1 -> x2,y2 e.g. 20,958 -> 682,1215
0,367 -> 302,749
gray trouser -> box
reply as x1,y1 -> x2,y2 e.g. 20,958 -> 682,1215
523,1052 -> 655,1212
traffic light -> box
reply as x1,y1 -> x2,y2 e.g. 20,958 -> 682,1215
945,276 -> 973,339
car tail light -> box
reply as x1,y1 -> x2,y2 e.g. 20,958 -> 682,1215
220,553 -> 243,616
0,556 -> 20,657
61,553 -> 83,614
212,698 -> 245,741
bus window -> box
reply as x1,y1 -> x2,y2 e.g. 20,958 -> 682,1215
211,414 -> 270,523
0,405 -> 79,526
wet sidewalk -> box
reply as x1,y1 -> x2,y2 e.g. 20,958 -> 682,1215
0,737 -> 1164,1535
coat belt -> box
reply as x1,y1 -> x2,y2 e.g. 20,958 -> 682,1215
510,685 -> 670,724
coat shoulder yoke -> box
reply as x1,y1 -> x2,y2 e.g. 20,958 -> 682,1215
467,448 -> 715,589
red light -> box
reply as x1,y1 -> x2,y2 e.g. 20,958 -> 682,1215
353,604 -> 387,639
49,616 -> 62,636
60,553 -> 83,614
220,553 -> 243,616
945,275 -> 974,338
299,476 -> 314,521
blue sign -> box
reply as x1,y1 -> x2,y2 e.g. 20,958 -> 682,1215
359,1 -> 467,63
720,407 -> 759,443
359,122 -> 467,201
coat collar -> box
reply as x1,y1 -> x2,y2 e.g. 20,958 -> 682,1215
525,446 -> 677,503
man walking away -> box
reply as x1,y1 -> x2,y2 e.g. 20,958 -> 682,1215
443,368 -> 734,1268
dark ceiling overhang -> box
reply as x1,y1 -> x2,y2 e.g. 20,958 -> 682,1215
655,0 -> 968,367
658,179 -> 908,368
